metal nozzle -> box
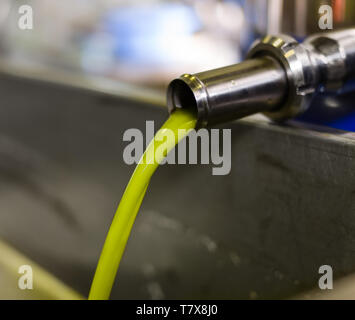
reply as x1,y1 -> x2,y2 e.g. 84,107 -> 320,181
167,29 -> 355,127
167,57 -> 288,127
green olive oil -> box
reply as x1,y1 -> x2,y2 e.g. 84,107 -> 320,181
89,109 -> 197,300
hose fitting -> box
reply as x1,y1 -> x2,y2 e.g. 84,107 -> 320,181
167,28 -> 355,127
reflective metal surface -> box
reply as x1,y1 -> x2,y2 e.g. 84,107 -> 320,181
167,29 -> 355,126
167,57 -> 287,127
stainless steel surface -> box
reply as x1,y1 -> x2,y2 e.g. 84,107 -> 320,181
247,34 -> 317,121
2,67 -> 355,299
167,28 -> 355,126
167,57 -> 287,127
304,28 -> 355,89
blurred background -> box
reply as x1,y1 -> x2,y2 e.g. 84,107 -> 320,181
1,0 -> 354,89
1,0 -> 355,300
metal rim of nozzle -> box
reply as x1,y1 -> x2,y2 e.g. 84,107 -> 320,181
246,34 -> 317,121
167,74 -> 210,128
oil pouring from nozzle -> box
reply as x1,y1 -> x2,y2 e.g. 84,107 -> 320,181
123,120 -> 232,176
167,29 -> 355,127
90,28 -> 355,301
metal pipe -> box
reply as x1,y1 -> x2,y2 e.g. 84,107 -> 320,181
167,28 -> 355,127
167,57 -> 287,127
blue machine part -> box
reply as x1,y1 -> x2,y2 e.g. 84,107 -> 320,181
296,80 -> 355,132
328,112 -> 355,131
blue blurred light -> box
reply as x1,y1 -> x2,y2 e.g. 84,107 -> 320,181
102,4 -> 202,66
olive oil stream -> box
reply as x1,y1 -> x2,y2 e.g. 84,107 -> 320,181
89,109 -> 197,300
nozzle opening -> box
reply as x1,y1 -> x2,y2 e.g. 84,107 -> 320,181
167,79 -> 198,116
